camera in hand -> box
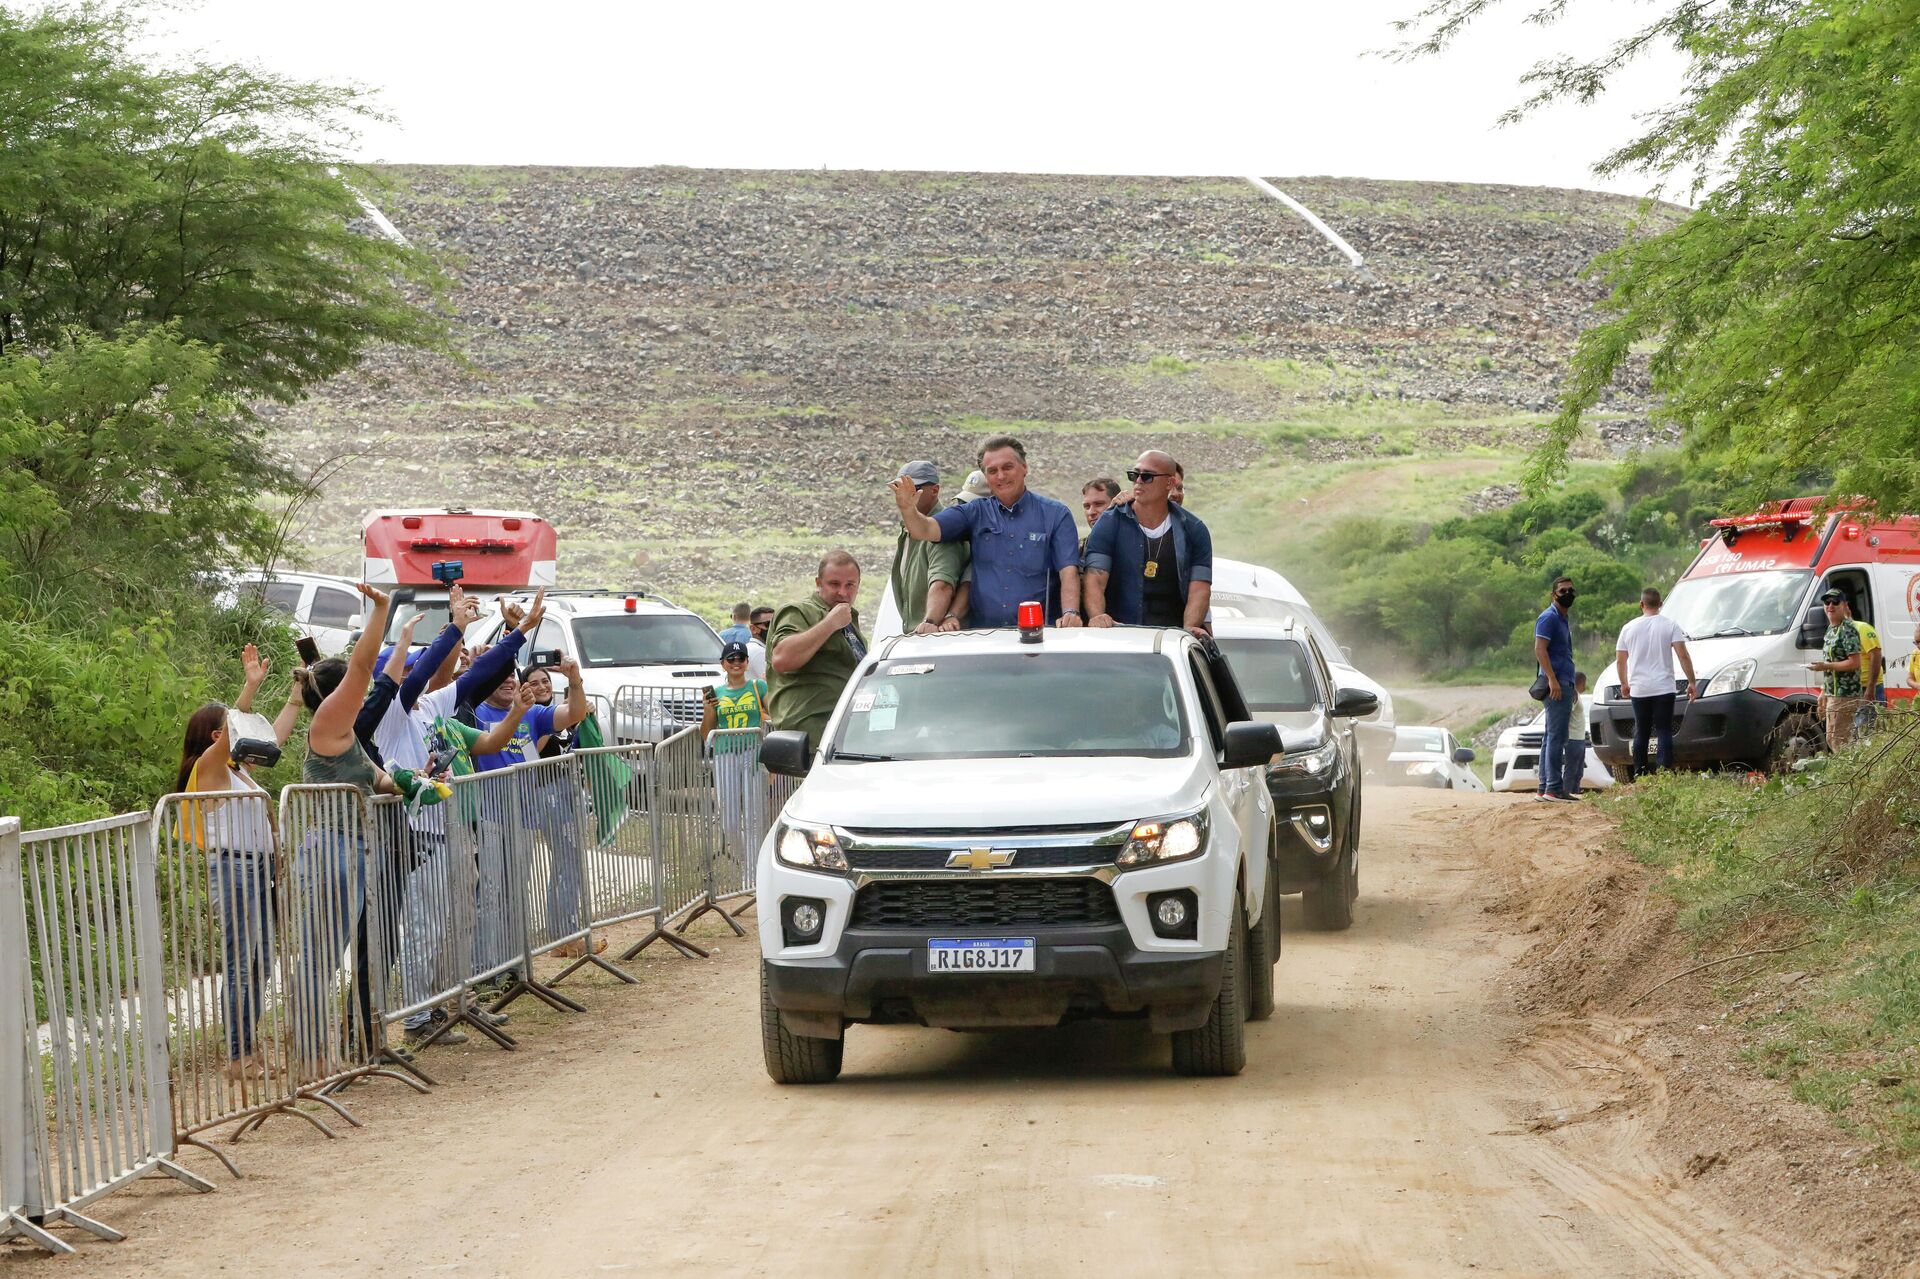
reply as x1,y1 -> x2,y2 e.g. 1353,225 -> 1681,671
431,560 -> 464,585
225,708 -> 282,770
527,648 -> 564,670
295,635 -> 321,666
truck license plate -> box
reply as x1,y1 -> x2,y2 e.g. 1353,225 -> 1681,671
927,938 -> 1035,973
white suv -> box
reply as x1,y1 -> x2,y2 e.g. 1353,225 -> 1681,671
470,590 -> 723,741
220,569 -> 364,656
755,624 -> 1283,1082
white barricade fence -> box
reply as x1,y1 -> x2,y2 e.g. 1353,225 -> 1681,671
611,683 -> 708,747
467,754 -> 588,1019
365,794 -> 465,1068
651,726 -> 738,944
559,740 -> 708,969
1,813 -> 211,1255
274,786 -> 427,1116
706,728 -> 798,923
1,815 -> 60,1253
150,789 -> 300,1175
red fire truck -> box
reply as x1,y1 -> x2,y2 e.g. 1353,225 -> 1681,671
361,508 -> 557,640
1589,497 -> 1919,770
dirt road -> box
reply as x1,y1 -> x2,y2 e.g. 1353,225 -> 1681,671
36,788 -> 1847,1278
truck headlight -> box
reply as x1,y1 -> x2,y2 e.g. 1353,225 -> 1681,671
1270,739 -> 1338,779
1701,659 -> 1757,699
1117,808 -> 1209,868
775,823 -> 849,873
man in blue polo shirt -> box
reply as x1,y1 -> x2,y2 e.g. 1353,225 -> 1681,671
1532,575 -> 1579,802
1084,450 -> 1213,636
889,434 -> 1083,627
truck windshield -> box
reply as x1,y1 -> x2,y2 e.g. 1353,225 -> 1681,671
1214,637 -> 1320,711
1664,569 -> 1811,638
830,652 -> 1190,761
574,615 -> 721,667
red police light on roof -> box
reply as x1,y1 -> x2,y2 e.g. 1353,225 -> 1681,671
624,596 -> 637,613
1017,600 -> 1044,642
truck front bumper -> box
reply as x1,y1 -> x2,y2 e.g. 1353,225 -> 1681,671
763,923 -> 1225,1037
1589,687 -> 1790,769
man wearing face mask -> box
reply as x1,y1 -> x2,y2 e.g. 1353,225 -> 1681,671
1533,576 -> 1580,801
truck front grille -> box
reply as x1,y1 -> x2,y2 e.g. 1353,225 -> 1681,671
849,878 -> 1119,930
844,845 -> 1120,871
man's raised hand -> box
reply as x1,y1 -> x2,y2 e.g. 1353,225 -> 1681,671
888,475 -> 919,514
517,588 -> 548,635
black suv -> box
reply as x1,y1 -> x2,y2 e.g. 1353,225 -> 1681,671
1212,619 -> 1376,930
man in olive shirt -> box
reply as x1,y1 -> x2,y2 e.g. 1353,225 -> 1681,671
889,460 -> 969,632
768,549 -> 868,749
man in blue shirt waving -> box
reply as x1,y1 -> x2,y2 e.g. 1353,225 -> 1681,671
1533,575 -> 1579,802
890,435 -> 1083,627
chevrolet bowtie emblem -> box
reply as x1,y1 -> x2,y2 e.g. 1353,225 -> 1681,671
947,847 -> 1015,871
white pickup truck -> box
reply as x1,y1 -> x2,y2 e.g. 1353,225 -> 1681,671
755,622 -> 1283,1082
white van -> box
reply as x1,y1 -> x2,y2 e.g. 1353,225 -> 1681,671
1589,498 -> 1919,770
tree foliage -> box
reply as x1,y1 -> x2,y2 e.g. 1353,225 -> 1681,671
1400,0 -> 1920,516
0,2 -> 446,825
0,327 -> 289,591
1304,462 -> 1760,672
0,1 -> 447,401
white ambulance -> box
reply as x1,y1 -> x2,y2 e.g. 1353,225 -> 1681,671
1589,497 -> 1919,770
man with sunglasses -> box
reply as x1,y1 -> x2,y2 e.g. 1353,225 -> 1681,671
1083,450 -> 1213,637
888,460 -> 969,633
890,435 -> 1082,628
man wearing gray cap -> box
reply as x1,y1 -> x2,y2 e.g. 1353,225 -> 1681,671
890,461 -> 970,633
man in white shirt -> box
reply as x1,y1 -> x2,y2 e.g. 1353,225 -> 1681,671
1614,587 -> 1702,778
746,606 -> 772,681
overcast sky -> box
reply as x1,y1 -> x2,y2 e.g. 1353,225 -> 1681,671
138,0 -> 1689,199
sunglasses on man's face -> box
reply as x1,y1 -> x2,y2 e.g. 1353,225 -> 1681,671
722,654 -> 748,663
1126,469 -> 1167,483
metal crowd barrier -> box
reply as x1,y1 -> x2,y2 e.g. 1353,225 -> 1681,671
557,739 -> 709,970
651,726 -> 741,945
0,716 -> 774,1253
0,813 -> 211,1255
151,788 -> 300,1175
273,785 -> 429,1117
707,727 -> 793,920
611,683 -> 708,746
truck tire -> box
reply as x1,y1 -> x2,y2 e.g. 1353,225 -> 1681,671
1245,858 -> 1279,1022
1767,708 -> 1824,772
1172,891 -> 1247,1077
1302,799 -> 1358,931
760,962 -> 843,1085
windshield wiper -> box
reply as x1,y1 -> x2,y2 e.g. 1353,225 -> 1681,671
829,750 -> 898,763
1704,627 -> 1753,638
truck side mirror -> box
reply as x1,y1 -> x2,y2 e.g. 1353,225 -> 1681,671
1331,687 -> 1380,718
1221,721 -> 1283,770
1452,746 -> 1476,765
1796,609 -> 1828,650
761,730 -> 812,777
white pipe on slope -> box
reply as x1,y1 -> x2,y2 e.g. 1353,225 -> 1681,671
1243,176 -> 1370,279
